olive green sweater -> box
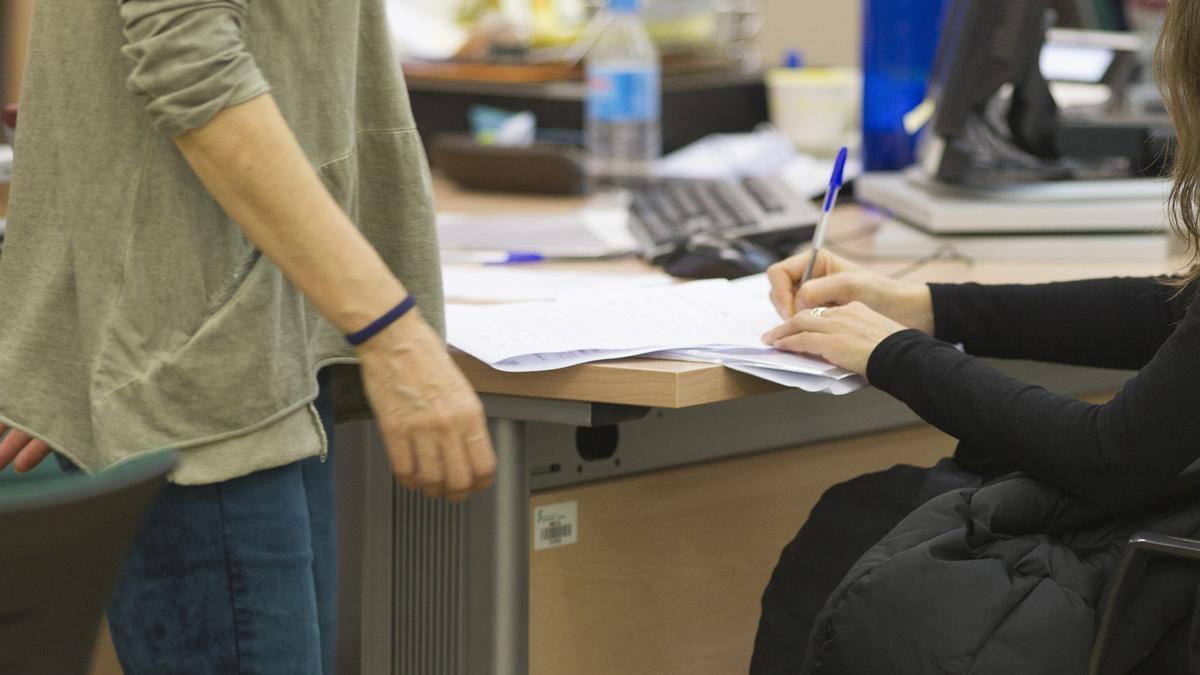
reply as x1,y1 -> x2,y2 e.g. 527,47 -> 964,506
0,0 -> 444,484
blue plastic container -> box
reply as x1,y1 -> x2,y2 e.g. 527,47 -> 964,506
862,0 -> 948,171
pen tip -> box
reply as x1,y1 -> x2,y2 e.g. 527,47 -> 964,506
831,147 -> 848,187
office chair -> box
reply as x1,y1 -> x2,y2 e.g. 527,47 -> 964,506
1089,532 -> 1200,675
0,450 -> 177,675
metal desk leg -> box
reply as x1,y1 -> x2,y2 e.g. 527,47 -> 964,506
338,416 -> 530,675
385,416 -> 529,675
467,417 -> 530,675
336,410 -> 540,674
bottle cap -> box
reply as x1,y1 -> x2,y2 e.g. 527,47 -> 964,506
784,50 -> 805,69
609,0 -> 641,14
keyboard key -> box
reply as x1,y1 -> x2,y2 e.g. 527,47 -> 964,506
741,177 -> 785,213
625,177 -> 818,257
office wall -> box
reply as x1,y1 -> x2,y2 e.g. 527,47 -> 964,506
759,1 -> 860,68
0,1 -> 861,103
3,0 -> 33,104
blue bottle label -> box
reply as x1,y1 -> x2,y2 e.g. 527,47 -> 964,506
587,64 -> 661,123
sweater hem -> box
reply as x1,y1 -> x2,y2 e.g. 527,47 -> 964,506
0,355 -> 360,483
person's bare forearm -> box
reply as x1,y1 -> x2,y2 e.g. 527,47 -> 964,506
173,93 -> 495,498
174,94 -> 407,333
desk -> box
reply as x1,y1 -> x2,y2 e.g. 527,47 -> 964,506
333,177 -> 1175,675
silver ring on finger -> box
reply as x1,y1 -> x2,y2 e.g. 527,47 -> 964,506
810,306 -> 828,319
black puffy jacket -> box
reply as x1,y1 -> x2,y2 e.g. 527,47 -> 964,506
802,475 -> 1200,674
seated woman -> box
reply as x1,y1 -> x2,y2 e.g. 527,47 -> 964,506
750,3 -> 1200,673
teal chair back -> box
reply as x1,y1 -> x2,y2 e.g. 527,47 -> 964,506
0,451 -> 177,675
0,456 -> 67,483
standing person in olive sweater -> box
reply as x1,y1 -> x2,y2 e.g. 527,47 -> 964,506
751,1 -> 1200,671
0,1 -> 495,672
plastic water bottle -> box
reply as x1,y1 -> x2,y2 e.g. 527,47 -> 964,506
585,0 -> 662,183
862,0 -> 947,171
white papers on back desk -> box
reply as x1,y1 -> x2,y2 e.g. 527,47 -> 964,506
437,206 -> 637,258
446,277 -> 864,394
655,128 -> 864,200
442,265 -> 674,303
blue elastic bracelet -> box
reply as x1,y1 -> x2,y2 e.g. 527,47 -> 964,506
346,296 -> 418,346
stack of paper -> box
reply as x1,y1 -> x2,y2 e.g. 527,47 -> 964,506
655,128 -> 864,200
447,276 -> 865,395
651,347 -> 862,395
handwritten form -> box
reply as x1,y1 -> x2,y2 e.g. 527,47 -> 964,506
447,275 -> 865,395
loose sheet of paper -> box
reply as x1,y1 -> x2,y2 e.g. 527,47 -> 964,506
650,347 -> 855,380
723,365 -> 866,395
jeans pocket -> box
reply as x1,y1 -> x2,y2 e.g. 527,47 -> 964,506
54,452 -> 81,475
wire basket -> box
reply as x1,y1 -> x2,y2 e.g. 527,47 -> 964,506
583,0 -> 762,66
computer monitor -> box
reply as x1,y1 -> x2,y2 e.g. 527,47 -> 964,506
918,0 -> 1060,186
1051,0 -> 1129,31
918,0 -> 1167,187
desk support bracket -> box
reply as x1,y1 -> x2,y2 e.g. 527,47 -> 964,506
483,394 -> 650,428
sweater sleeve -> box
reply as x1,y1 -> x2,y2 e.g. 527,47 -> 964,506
118,0 -> 270,137
867,288 -> 1200,512
928,277 -> 1197,370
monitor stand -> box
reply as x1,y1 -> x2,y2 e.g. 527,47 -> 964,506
904,168 -> 1169,203
854,169 -> 1168,235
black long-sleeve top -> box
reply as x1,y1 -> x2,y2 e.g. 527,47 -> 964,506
867,277 -> 1200,513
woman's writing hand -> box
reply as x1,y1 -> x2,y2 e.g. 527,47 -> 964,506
356,311 -> 497,502
0,426 -> 53,473
763,302 -> 908,376
766,250 -> 935,334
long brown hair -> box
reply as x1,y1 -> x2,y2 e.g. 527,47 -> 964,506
1157,0 -> 1200,282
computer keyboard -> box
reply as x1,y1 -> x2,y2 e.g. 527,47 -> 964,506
626,176 -> 821,262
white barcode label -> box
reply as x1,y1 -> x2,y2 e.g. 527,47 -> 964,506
534,501 -> 578,551
542,523 -> 573,540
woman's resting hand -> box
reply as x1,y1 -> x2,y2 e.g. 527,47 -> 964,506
356,311 -> 497,503
762,301 -> 908,375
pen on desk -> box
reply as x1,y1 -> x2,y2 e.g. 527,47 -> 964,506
440,251 -> 546,265
800,146 -> 850,289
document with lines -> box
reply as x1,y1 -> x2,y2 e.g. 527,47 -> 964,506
446,276 -> 865,394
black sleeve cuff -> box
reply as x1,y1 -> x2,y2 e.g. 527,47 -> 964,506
866,328 -> 933,390
928,283 -> 972,344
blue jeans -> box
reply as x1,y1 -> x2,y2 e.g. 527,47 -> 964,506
100,384 -> 337,675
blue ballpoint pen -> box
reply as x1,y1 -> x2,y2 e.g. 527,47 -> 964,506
441,251 -> 546,265
801,146 -> 849,288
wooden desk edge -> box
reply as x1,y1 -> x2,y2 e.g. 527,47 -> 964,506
453,353 -> 784,409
